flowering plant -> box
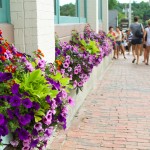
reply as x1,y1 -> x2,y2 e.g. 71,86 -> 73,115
55,24 -> 113,93
55,41 -> 92,93
0,31 -> 74,150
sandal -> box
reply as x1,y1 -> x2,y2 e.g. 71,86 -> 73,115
132,59 -> 136,63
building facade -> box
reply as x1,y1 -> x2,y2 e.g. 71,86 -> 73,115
109,10 -> 118,29
0,0 -> 108,62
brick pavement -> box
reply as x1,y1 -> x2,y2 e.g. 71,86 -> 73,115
49,55 -> 150,150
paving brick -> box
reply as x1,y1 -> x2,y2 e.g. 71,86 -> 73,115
48,56 -> 150,150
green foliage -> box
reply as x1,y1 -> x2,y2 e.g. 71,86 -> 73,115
60,3 -> 76,17
109,0 -> 118,10
80,39 -> 100,55
50,72 -> 73,92
15,69 -> 58,103
114,1 -> 150,25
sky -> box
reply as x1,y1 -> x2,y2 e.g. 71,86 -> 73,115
60,0 -> 150,5
118,0 -> 149,3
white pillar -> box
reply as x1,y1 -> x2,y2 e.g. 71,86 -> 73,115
36,1 -> 55,62
10,0 -> 55,63
87,0 -> 99,33
102,0 -> 108,33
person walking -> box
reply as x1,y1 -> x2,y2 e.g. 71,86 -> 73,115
143,25 -> 148,63
126,29 -> 133,55
108,26 -> 117,59
115,27 -> 126,59
130,16 -> 144,64
143,19 -> 150,65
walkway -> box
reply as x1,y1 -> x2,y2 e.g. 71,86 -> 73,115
49,55 -> 150,150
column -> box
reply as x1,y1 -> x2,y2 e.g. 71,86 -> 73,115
102,0 -> 109,33
10,0 -> 55,63
86,0 -> 99,33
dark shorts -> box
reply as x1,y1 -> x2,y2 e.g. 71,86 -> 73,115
131,39 -> 142,45
116,41 -> 121,46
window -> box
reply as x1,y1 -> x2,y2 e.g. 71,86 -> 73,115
99,0 -> 102,21
0,0 -> 2,8
60,0 -> 77,17
54,0 -> 56,15
54,0 -> 87,24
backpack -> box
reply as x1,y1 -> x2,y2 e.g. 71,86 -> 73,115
135,24 -> 143,38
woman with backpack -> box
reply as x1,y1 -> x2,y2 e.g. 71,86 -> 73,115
130,16 -> 144,64
143,19 -> 150,65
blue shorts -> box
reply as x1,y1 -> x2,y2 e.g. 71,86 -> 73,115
131,39 -> 142,45
116,41 -> 121,46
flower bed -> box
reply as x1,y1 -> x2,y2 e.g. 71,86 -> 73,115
0,24 -> 113,150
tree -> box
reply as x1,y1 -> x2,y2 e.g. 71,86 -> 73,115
60,3 -> 76,17
109,0 -> 118,10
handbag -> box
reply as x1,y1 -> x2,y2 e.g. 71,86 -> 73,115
135,24 -> 143,38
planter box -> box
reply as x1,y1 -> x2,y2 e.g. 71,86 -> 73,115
46,53 -> 113,149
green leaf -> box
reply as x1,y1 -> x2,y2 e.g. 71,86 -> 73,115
35,116 -> 42,123
60,78 -> 70,86
35,110 -> 45,117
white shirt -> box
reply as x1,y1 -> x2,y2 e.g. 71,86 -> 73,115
145,27 -> 150,46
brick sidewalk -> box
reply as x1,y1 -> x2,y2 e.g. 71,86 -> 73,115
49,55 -> 150,150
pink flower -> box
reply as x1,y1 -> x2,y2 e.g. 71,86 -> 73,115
62,90 -> 67,99
74,69 -> 78,75
10,140 -> 19,147
63,62 -> 69,68
73,80 -> 78,88
67,96 -> 75,106
22,146 -> 30,150
34,122 -> 42,131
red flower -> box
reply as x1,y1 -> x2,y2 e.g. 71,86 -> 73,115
0,30 -> 2,36
16,53 -> 23,57
0,56 -> 6,61
0,46 -> 6,54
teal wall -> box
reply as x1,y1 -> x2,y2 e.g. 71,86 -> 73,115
0,0 -> 10,23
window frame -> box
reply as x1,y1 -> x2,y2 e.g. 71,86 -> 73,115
0,0 -> 11,23
98,0 -> 102,22
54,0 -> 87,24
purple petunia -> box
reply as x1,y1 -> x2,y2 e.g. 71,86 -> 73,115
9,95 -> 21,107
0,72 -> 12,82
18,128 -> 29,140
32,102 -> 40,110
44,127 -> 53,137
0,114 -> 5,125
11,84 -> 20,95
22,98 -> 32,109
0,125 -> 9,136
19,114 -> 31,126
7,109 -> 14,119
30,139 -> 39,148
